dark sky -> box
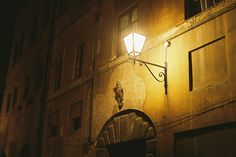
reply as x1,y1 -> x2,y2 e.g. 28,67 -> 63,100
0,0 -> 18,83
0,0 -> 17,79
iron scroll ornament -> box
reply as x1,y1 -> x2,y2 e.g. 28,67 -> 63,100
142,61 -> 165,82
129,57 -> 167,94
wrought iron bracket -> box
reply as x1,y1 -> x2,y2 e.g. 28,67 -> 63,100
129,57 -> 167,94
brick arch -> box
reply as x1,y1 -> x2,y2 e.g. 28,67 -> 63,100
96,109 -> 157,157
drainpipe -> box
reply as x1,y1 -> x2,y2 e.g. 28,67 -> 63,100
164,41 -> 171,95
36,0 -> 55,157
88,1 -> 102,144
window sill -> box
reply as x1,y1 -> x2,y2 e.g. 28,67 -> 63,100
190,79 -> 229,93
183,0 -> 236,29
144,0 -> 236,53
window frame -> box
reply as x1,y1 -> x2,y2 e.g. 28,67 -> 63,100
73,43 -> 84,80
48,111 -> 60,138
185,0 -> 223,19
117,4 -> 138,57
188,36 -> 226,91
53,50 -> 63,91
69,100 -> 83,133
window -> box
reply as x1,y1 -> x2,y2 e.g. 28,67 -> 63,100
73,44 -> 84,80
23,75 -> 31,100
12,86 -> 18,107
117,5 -> 138,57
53,51 -> 63,91
6,93 -> 11,113
189,36 -> 227,91
48,111 -> 59,137
185,0 -> 223,19
175,122 -> 236,157
69,101 -> 83,132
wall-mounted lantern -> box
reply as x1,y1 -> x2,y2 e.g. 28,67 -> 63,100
123,32 -> 146,57
123,32 -> 171,94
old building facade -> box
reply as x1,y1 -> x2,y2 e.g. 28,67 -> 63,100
1,0 -> 236,157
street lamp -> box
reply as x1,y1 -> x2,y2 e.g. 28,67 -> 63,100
123,32 -> 170,94
123,32 -> 146,57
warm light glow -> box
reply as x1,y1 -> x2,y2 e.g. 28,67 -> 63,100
124,33 -> 133,54
123,32 -> 146,57
134,33 -> 146,53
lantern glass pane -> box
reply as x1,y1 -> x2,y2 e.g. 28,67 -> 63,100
124,33 -> 133,54
134,33 -> 146,53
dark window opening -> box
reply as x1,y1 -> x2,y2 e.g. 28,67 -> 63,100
48,111 -> 59,137
74,44 -> 84,80
117,5 -> 138,57
72,117 -> 81,130
70,101 -> 82,132
49,126 -> 58,137
53,52 -> 63,91
185,0 -> 223,19
107,139 -> 146,157
175,121 -> 236,157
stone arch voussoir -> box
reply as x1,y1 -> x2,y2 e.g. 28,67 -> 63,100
96,109 -> 157,157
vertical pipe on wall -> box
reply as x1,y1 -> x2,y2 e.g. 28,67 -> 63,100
36,0 -> 55,156
88,0 -> 102,144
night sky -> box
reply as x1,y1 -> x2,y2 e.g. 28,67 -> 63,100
0,0 -> 18,84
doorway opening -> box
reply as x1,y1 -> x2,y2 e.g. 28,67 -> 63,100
107,139 -> 146,157
95,109 -> 157,157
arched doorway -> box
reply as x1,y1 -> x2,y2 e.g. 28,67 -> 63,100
96,109 -> 157,157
